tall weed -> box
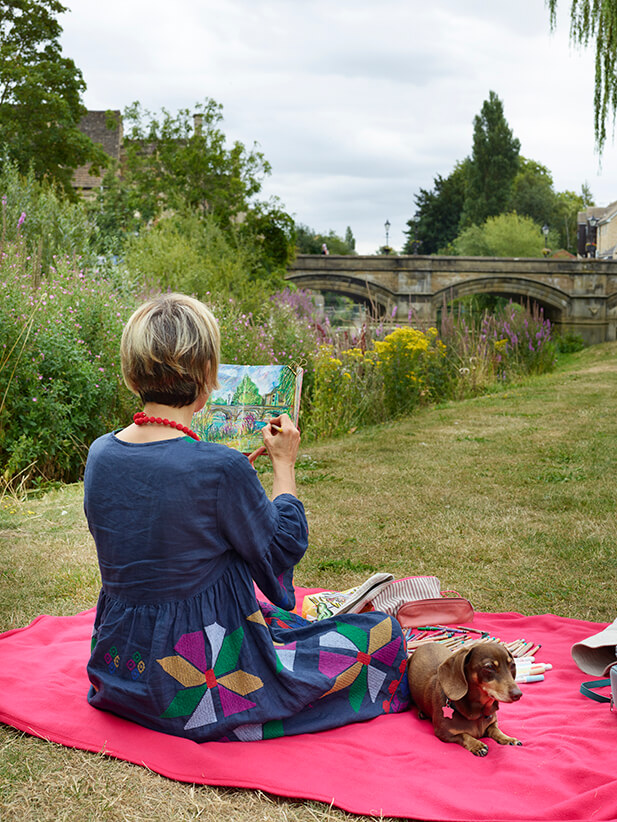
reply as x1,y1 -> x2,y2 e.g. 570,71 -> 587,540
0,246 -> 135,483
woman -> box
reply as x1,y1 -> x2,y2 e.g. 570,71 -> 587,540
84,293 -> 409,741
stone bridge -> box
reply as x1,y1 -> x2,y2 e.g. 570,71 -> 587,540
286,255 -> 617,344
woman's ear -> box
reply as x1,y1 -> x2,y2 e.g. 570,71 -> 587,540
193,391 -> 209,414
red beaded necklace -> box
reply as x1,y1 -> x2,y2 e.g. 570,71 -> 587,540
133,411 -> 200,441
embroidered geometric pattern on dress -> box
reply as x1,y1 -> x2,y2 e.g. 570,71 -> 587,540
318,617 -> 402,713
157,622 -> 263,730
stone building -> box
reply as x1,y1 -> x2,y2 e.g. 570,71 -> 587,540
578,201 -> 617,259
72,110 -> 122,197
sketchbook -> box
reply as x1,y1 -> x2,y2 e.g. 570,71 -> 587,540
301,572 -> 395,621
192,363 -> 303,453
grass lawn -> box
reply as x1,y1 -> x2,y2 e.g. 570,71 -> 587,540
1,342 -> 616,821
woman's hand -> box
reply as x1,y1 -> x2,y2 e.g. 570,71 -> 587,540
262,413 -> 300,498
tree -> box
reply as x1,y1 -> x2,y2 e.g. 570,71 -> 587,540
552,187 -> 593,253
120,99 -> 270,226
454,212 -> 551,257
507,158 -> 556,227
460,91 -> 521,227
294,224 -> 355,254
0,0 -> 107,196
403,161 -> 468,254
547,0 -> 617,152
232,375 -> 262,405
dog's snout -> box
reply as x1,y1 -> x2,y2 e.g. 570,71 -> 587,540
509,685 -> 523,702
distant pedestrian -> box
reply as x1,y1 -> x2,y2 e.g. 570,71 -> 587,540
321,243 -> 329,255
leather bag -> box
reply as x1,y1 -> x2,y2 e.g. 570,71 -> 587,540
368,576 -> 474,628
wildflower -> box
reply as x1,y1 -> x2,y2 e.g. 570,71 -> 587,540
17,212 -> 26,227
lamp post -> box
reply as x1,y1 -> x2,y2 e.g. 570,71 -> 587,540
542,224 -> 549,255
587,215 -> 598,258
384,219 -> 391,252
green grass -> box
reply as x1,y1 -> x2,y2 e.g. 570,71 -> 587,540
1,342 -> 617,820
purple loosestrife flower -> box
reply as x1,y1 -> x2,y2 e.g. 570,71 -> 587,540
17,212 -> 26,228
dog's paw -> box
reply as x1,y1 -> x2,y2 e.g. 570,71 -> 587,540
471,742 -> 489,757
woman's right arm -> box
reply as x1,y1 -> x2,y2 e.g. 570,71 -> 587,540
261,413 -> 300,499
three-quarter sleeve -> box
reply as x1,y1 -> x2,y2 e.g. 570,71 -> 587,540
216,453 -> 308,609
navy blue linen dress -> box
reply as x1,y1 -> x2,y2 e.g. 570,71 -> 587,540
84,433 -> 409,741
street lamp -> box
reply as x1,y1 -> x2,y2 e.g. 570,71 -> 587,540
587,215 -> 598,258
384,219 -> 391,250
542,224 -> 549,254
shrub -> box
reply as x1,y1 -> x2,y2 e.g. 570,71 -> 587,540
554,330 -> 586,354
303,345 -> 384,439
0,164 -> 96,272
373,326 -> 450,417
122,212 -> 286,313
0,246 -> 135,483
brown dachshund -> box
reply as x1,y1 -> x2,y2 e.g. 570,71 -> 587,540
407,641 -> 523,756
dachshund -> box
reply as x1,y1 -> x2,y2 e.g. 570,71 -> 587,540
407,640 -> 523,756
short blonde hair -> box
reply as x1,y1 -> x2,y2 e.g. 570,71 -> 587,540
121,293 -> 220,407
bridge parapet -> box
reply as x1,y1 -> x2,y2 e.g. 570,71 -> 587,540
287,255 -> 617,344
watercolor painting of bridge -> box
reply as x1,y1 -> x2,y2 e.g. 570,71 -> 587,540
192,364 -> 303,453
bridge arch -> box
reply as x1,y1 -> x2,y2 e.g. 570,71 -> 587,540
285,272 -> 395,313
432,276 -> 571,323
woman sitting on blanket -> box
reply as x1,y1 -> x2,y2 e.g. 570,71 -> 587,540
84,293 -> 409,741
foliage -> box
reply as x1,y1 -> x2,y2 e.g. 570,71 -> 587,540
403,161 -> 468,255
120,99 -> 269,225
454,212 -> 550,257
554,329 -> 586,353
294,224 -> 356,255
213,288 -> 328,369
461,91 -> 521,227
548,0 -> 617,152
507,158 -> 555,227
506,159 -> 591,254
0,240 -> 135,483
89,100 -> 295,279
121,211 -> 286,312
0,162 -> 96,271
0,0 -> 107,196
304,345 -> 384,438
440,300 -> 556,394
373,327 -> 450,417
552,187 -> 592,254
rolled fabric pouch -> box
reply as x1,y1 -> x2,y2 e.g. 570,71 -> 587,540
571,618 -> 617,676
395,594 -> 474,629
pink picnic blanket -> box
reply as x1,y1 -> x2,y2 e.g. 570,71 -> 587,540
0,593 -> 615,821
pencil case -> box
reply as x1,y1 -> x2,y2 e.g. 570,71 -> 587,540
368,576 -> 474,628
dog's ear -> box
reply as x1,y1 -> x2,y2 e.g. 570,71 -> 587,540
437,646 -> 473,701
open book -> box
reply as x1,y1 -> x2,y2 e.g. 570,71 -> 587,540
192,363 -> 303,453
301,573 -> 395,621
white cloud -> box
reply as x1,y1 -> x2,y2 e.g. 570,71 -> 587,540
60,0 -> 617,254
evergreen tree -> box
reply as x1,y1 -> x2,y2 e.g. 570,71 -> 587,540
460,91 -> 520,227
403,161 -> 468,254
344,226 -> 356,252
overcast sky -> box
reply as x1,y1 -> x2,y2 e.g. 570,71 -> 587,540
60,0 -> 617,254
